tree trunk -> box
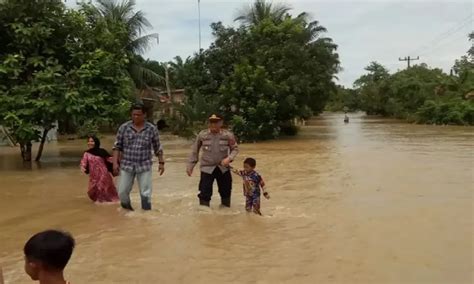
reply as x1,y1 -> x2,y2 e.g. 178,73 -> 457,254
35,128 -> 50,162
20,141 -> 32,162
1,126 -> 16,146
164,63 -> 172,99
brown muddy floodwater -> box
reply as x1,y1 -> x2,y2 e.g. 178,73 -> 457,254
0,113 -> 472,284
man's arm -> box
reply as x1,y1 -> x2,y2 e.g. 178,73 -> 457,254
112,125 -> 124,175
187,135 -> 202,175
152,126 -> 165,175
228,132 -> 239,161
112,150 -> 120,164
152,126 -> 164,162
221,132 -> 239,167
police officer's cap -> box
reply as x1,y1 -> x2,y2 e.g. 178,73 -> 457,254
208,114 -> 222,121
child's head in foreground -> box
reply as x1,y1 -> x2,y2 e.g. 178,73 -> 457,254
243,157 -> 257,172
24,230 -> 75,280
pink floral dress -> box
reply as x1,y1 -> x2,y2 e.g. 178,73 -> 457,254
80,152 -> 119,203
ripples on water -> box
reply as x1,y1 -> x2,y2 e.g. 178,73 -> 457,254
0,113 -> 472,283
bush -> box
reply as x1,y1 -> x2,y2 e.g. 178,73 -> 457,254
416,98 -> 474,125
77,120 -> 99,138
280,122 -> 298,136
463,102 -> 474,124
163,115 -> 203,139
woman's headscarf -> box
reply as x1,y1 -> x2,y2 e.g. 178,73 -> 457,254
86,136 -> 111,158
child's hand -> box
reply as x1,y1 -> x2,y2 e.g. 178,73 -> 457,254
230,168 -> 242,176
263,192 -> 270,199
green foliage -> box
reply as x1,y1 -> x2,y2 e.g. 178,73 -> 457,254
384,65 -> 447,118
452,55 -> 474,94
220,62 -> 279,141
354,33 -> 474,126
158,91 -> 219,139
354,62 -> 391,115
2,113 -> 40,144
0,0 -> 70,148
235,0 -> 291,26
417,98 -> 474,125
279,122 -> 299,136
326,85 -> 360,112
164,115 -> 202,139
0,0 -> 134,161
168,1 -> 339,141
87,0 -> 161,88
77,120 -> 100,139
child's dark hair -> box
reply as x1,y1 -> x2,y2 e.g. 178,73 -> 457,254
24,230 -> 75,270
244,157 -> 256,168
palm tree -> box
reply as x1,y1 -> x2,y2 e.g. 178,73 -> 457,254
235,1 -> 332,49
168,56 -> 193,89
91,0 -> 161,88
293,12 -> 327,41
234,0 -> 291,26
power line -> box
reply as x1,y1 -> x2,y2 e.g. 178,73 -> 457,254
198,0 -> 202,54
419,26 -> 472,56
421,33 -> 471,57
410,13 -> 473,55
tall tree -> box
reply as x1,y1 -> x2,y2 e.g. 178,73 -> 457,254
0,0 -> 132,161
354,62 -> 390,115
234,0 -> 291,26
354,62 -> 390,88
168,56 -> 189,89
88,0 -> 161,88
221,4 -> 339,139
166,0 -> 340,140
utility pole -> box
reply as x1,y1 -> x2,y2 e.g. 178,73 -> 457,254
198,0 -> 202,54
163,63 -> 171,99
399,56 -> 419,68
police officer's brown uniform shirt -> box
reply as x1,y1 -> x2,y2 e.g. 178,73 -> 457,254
187,129 -> 239,174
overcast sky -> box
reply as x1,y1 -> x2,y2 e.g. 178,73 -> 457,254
73,0 -> 473,87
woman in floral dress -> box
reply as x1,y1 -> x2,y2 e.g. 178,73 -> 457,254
80,136 -> 119,203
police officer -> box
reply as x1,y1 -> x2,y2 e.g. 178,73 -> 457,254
187,114 -> 239,207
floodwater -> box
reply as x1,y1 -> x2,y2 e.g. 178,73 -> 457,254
0,113 -> 472,284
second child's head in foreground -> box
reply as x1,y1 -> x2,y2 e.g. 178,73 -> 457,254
243,158 -> 257,173
24,230 -> 75,281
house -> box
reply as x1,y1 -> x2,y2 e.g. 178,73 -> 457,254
136,88 -> 185,121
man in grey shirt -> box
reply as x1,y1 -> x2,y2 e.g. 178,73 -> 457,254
187,114 -> 239,207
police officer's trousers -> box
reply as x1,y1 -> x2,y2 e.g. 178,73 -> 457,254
198,167 -> 232,206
